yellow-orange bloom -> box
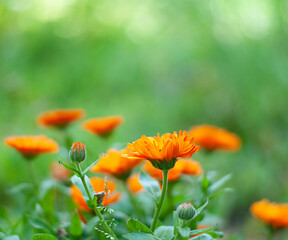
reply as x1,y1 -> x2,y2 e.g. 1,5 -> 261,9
71,177 -> 121,211
37,109 -> 84,128
143,159 -> 202,181
250,199 -> 288,228
82,116 -> 123,136
189,124 -> 241,151
127,173 -> 144,194
51,162 -> 71,181
126,131 -> 200,170
91,149 -> 143,177
4,135 -> 59,158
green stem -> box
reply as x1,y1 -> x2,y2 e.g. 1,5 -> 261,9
150,170 -> 169,232
266,226 -> 276,240
27,160 -> 37,189
75,163 -> 117,240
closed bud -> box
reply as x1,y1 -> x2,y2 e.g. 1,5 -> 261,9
69,142 -> 86,163
176,202 -> 196,220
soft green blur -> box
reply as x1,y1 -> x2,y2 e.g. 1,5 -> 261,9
0,0 -> 288,238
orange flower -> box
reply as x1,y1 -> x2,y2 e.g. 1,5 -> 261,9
143,159 -> 202,181
37,109 -> 84,128
4,135 -> 59,158
127,173 -> 144,194
91,149 -> 143,177
51,162 -> 71,181
71,177 -> 121,211
189,124 -> 241,151
83,116 -> 123,136
250,199 -> 288,228
126,131 -> 200,170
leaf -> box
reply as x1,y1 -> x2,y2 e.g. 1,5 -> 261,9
32,234 -> 58,240
28,216 -> 57,235
154,226 -> 174,240
124,232 -> 161,240
139,171 -> 161,203
177,227 -> 190,238
209,188 -> 233,200
71,175 -> 95,203
82,157 -> 101,175
127,218 -> 153,234
59,161 -> 80,177
173,211 -> 180,234
208,174 -> 232,193
3,235 -> 20,240
207,231 -> 224,238
189,233 -> 216,240
70,212 -> 82,237
190,226 -> 217,236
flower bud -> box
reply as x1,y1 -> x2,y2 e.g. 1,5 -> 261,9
176,202 -> 196,220
69,142 -> 86,163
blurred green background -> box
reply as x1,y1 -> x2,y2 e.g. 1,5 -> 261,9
1,0 -> 288,238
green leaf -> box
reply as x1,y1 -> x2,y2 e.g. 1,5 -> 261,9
139,171 -> 161,203
201,175 -> 210,193
177,227 -> 190,238
209,188 -> 233,200
59,161 -> 81,176
190,226 -> 217,236
208,174 -> 232,193
70,212 -> 82,237
124,232 -> 161,240
190,233 -> 216,240
71,175 -> 95,203
207,231 -> 224,238
154,226 -> 174,240
185,199 -> 208,228
3,235 -> 20,240
32,234 -> 58,240
173,211 -> 180,234
127,218 -> 153,234
28,216 -> 57,235
82,157 -> 100,174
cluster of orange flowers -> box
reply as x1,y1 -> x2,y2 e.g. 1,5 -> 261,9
250,199 -> 288,228
3,108 -> 244,213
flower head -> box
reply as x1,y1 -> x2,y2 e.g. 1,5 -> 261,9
90,149 -> 143,177
71,177 -> 121,211
69,142 -> 86,163
83,116 -> 123,136
189,124 -> 241,151
4,135 -> 59,159
177,202 -> 196,220
51,162 -> 71,181
127,173 -> 144,194
126,131 -> 200,170
250,199 -> 288,228
143,159 -> 202,181
37,109 -> 84,128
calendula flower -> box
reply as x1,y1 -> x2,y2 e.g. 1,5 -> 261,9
91,149 -> 143,178
250,199 -> 288,228
51,162 -> 71,181
37,109 -> 84,128
69,142 -> 86,163
127,173 -> 144,194
71,177 -> 121,211
189,124 -> 241,151
4,135 -> 59,159
83,116 -> 123,136
126,131 -> 200,170
143,159 -> 202,181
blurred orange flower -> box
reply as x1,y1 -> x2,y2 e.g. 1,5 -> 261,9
51,162 -> 71,181
250,199 -> 288,228
143,159 -> 202,181
91,149 -> 143,177
71,177 -> 121,211
37,109 -> 84,128
83,116 -> 123,136
189,124 -> 241,151
126,131 -> 200,170
127,173 -> 144,194
4,135 -> 59,158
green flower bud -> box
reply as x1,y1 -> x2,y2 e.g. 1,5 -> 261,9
176,202 -> 196,220
69,142 -> 86,163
